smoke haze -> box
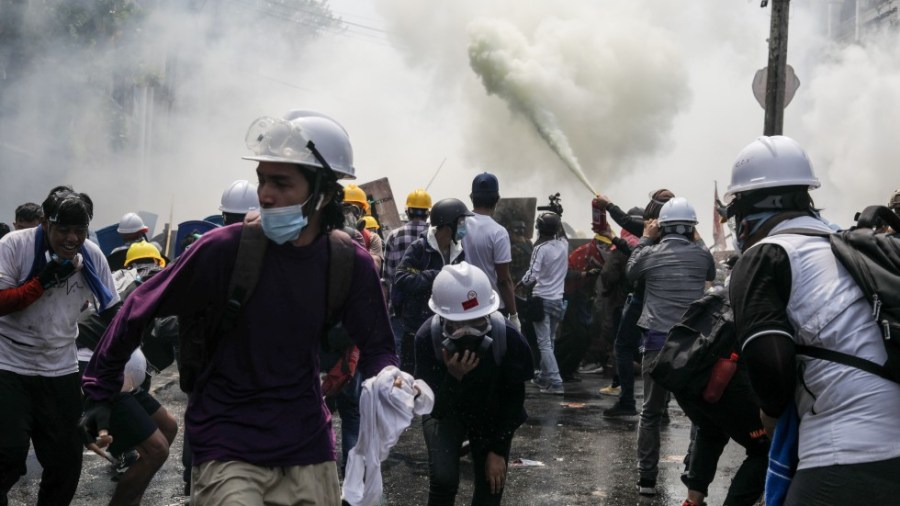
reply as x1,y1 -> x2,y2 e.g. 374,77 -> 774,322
0,0 -> 896,242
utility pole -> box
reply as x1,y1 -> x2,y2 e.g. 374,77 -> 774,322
763,0 -> 791,136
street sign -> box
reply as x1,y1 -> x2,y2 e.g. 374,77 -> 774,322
752,64 -> 800,109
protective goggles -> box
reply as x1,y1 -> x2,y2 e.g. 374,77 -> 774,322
245,117 -> 310,158
442,316 -> 492,339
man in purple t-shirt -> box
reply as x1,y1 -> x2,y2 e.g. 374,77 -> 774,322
82,111 -> 398,505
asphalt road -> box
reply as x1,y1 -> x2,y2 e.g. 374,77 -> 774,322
8,367 -> 752,505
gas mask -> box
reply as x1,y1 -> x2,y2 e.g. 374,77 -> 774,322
441,316 -> 493,358
342,203 -> 362,228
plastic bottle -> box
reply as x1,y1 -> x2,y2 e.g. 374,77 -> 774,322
702,352 -> 739,403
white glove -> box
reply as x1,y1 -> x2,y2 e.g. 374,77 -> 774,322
507,313 -> 521,331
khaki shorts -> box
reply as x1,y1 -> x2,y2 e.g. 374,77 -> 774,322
191,459 -> 340,506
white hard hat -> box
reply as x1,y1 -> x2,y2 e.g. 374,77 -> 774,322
242,111 -> 355,180
219,180 -> 260,214
428,262 -> 500,321
724,136 -> 820,203
117,212 -> 148,234
658,197 -> 698,226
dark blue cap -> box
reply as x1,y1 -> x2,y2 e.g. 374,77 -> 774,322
471,172 -> 499,196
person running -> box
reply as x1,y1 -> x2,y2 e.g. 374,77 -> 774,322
82,110 -> 397,505
0,186 -> 119,506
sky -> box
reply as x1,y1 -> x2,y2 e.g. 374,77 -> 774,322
1,0 -> 898,245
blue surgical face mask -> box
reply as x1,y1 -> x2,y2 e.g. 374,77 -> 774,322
455,221 -> 468,242
259,197 -> 313,245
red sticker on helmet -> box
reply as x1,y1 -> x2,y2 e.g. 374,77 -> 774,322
461,290 -> 479,310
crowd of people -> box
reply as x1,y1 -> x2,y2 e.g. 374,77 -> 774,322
0,108 -> 898,506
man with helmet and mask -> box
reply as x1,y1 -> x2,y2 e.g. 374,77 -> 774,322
383,189 -> 432,358
393,198 -> 471,373
519,212 -> 568,394
82,111 -> 398,505
626,196 -> 715,496
414,262 -> 533,506
0,185 -> 119,506
343,183 -> 383,272
726,136 -> 900,505
219,179 -> 260,225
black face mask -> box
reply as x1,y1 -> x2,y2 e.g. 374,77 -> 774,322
442,335 -> 493,359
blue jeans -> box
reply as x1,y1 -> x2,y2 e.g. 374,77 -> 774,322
614,294 -> 643,409
532,298 -> 566,388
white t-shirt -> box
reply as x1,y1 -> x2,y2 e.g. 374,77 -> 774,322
520,238 -> 568,300
461,214 -> 512,308
0,228 -> 119,376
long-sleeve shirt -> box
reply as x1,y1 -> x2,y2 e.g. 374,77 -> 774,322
607,203 -> 645,237
626,235 -> 715,337
414,322 -> 532,455
392,228 -> 464,331
383,220 -> 428,291
83,224 -> 398,468
520,237 -> 568,300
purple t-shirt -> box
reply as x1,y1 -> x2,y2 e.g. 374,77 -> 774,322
83,224 -> 398,467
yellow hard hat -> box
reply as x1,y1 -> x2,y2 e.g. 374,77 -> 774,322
343,184 -> 369,213
405,189 -> 432,210
362,215 -> 380,230
125,241 -> 166,268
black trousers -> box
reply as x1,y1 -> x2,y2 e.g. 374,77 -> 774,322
676,371 -> 770,506
0,370 -> 83,506
422,415 -> 512,506
554,309 -> 591,379
786,455 -> 900,505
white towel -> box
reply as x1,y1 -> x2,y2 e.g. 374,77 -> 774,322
341,366 -> 434,506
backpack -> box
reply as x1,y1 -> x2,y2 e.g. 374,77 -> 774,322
178,221 -> 357,393
780,205 -> 900,383
429,312 -> 508,366
649,288 -> 738,396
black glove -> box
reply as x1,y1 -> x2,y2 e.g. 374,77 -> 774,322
78,398 -> 113,446
37,258 -> 78,289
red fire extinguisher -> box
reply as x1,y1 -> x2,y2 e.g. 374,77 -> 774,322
703,352 -> 739,403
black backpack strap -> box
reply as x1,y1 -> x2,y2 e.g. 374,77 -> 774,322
489,312 -> 506,365
431,315 -> 443,362
220,221 -> 268,333
795,344 -> 895,382
325,229 -> 356,329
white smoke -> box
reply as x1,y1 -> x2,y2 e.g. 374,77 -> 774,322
1,0 -> 897,242
798,29 -> 900,220
466,16 -> 690,197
